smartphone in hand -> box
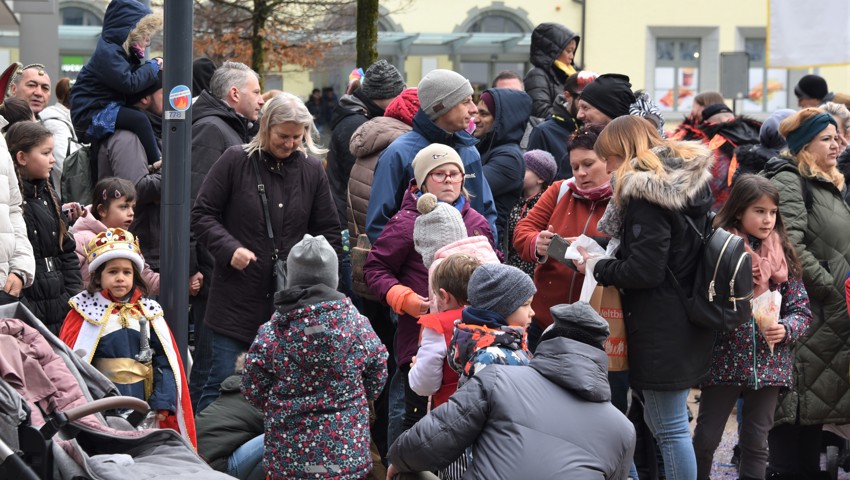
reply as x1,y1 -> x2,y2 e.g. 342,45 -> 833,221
547,234 -> 571,264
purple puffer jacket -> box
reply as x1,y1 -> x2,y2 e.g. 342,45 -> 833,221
704,276 -> 812,389
364,183 -> 495,367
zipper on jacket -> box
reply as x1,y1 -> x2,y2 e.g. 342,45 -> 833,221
751,318 -> 759,390
709,234 -> 735,302
729,252 -> 750,311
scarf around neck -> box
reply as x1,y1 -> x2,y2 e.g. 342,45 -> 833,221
727,227 -> 788,297
567,178 -> 613,202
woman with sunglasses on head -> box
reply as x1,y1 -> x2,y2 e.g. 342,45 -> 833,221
364,143 -> 496,443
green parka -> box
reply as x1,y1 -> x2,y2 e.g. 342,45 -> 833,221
763,156 -> 850,425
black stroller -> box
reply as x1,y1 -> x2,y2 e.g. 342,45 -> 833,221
0,302 -> 232,479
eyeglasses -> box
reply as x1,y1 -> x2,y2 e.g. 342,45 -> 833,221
429,171 -> 464,183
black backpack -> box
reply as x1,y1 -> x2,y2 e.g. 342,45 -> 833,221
667,212 -> 754,331
60,141 -> 94,205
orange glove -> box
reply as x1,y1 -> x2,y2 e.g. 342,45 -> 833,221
386,284 -> 426,318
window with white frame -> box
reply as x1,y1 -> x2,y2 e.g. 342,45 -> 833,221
742,38 -> 789,113
654,38 -> 701,112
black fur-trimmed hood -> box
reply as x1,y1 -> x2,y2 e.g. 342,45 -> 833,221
616,143 -> 714,211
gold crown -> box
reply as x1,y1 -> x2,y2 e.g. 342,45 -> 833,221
86,228 -> 144,273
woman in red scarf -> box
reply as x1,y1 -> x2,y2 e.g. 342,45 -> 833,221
513,122 -> 612,351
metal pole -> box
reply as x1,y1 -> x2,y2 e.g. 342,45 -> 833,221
161,0 -> 193,357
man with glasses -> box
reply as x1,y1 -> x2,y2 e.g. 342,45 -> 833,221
8,64 -> 51,117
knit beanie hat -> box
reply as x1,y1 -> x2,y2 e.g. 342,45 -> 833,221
523,149 -> 557,185
418,69 -> 474,120
545,302 -> 610,348
578,73 -> 635,120
468,263 -> 537,320
413,193 -> 468,268
285,234 -> 338,289
701,103 -> 733,123
411,143 -> 465,187
795,74 -> 829,101
384,88 -> 420,127
479,90 -> 496,116
361,59 -> 405,100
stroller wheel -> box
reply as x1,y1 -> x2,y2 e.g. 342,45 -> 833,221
827,445 -> 839,480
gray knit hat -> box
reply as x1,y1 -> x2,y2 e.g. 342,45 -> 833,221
285,234 -> 338,289
418,69 -> 474,120
547,302 -> 609,346
468,263 -> 537,321
361,60 -> 405,100
413,193 -> 468,268
523,149 -> 558,185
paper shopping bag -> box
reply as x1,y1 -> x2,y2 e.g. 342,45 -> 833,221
589,285 -> 628,371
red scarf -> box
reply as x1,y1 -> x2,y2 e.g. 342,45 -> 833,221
728,228 -> 788,297
567,178 -> 613,202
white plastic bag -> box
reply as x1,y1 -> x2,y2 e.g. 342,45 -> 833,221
569,235 -> 606,302
752,290 -> 782,354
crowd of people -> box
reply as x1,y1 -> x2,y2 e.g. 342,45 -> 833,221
1,4 -> 850,479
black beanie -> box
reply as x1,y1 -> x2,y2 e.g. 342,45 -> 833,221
701,103 -> 733,122
578,73 -> 635,120
794,74 -> 829,101
127,70 -> 163,105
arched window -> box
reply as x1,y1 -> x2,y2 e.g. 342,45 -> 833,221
459,10 -> 530,93
467,14 -> 524,34
61,6 -> 102,26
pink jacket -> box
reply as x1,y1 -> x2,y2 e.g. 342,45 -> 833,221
72,206 -> 160,294
427,236 -> 500,313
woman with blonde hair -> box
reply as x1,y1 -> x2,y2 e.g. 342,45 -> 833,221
192,92 -> 341,413
576,115 -> 715,479
762,107 -> 850,478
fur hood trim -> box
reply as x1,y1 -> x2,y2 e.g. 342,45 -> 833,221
616,142 -> 714,210
123,12 -> 163,56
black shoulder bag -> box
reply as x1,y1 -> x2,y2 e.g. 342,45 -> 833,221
251,154 -> 287,293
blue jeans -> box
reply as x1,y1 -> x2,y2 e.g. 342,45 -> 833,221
642,389 -> 696,480
386,366 -> 407,449
196,331 -> 251,414
227,434 -> 265,480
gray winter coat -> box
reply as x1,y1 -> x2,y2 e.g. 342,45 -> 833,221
388,336 -> 636,479
763,156 -> 850,426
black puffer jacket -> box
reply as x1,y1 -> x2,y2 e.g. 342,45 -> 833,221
327,89 -> 385,228
593,144 -> 716,390
477,88 -> 532,236
526,93 -> 576,179
20,179 -> 83,334
523,23 -> 580,121
195,373 -> 263,472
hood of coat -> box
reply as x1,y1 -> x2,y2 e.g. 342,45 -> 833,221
530,23 -> 580,71
331,89 -> 384,130
616,143 -> 714,213
192,90 -> 250,132
734,143 -> 777,176
73,205 -> 108,236
101,0 -> 152,45
349,116 -> 412,159
478,88 -> 532,151
412,110 -> 478,149
39,104 -> 71,123
762,155 -> 800,178
699,117 -> 761,149
531,336 -> 611,402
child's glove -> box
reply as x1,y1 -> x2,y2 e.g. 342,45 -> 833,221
157,410 -> 180,433
386,285 -> 427,318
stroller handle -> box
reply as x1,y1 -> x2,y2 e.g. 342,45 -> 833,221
64,397 -> 150,422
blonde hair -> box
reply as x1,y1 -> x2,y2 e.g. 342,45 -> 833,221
779,107 -> 845,190
122,12 -> 163,56
595,115 -> 708,201
431,253 -> 482,303
244,92 -> 326,158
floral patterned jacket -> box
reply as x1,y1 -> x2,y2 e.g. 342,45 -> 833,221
704,276 -> 811,389
242,284 -> 388,479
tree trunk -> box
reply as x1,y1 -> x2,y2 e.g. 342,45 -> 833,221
355,0 -> 379,68
251,0 -> 267,89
